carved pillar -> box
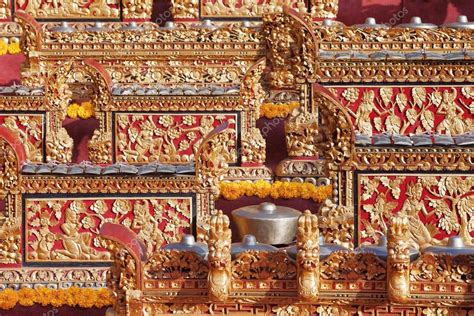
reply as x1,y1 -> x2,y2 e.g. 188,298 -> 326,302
297,210 -> 319,301
240,58 -> 266,166
83,59 -> 113,164
387,215 -> 411,303
207,210 -> 232,302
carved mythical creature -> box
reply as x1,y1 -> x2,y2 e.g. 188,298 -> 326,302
296,210 -> 319,301
208,210 -> 232,302
387,215 -> 411,303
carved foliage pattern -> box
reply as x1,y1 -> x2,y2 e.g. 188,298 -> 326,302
410,253 -> 474,283
25,197 -> 192,262
320,252 -> 386,280
331,86 -> 473,136
232,251 -> 297,280
115,113 -> 237,164
0,114 -> 43,163
359,174 -> 474,247
144,250 -> 208,279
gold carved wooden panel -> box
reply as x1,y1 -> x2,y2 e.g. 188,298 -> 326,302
15,0 -> 120,19
0,113 -> 43,162
357,173 -> 473,248
25,195 -> 193,263
114,112 -> 238,164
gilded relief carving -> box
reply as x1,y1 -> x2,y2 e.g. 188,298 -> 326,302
115,113 -> 238,164
26,197 -> 192,262
332,86 -> 473,136
0,115 -> 43,163
16,0 -> 120,19
359,174 -> 474,248
201,0 -> 308,18
232,251 -> 297,280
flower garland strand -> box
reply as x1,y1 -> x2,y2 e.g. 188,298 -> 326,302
259,102 -> 300,119
66,101 -> 95,119
0,38 -> 22,56
0,287 -> 112,310
219,180 -> 333,202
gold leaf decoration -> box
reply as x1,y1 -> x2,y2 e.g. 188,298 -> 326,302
412,87 -> 427,107
421,110 -> 434,131
380,87 -> 393,106
395,93 -> 407,112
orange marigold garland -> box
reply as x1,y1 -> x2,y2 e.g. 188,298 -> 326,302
219,180 -> 332,202
259,102 -> 300,119
0,287 -> 112,310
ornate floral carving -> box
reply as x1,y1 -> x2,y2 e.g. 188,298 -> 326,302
144,250 -> 208,280
202,0 -> 308,18
354,147 -> 474,171
333,86 -> 473,136
171,0 -> 198,19
262,11 -> 316,88
285,107 -> 319,158
0,138 -> 19,198
195,124 -> 231,190
208,211 -> 232,302
359,174 -> 473,247
45,127 -> 73,163
296,210 -> 319,301
320,252 -> 386,280
313,86 -> 354,170
0,115 -> 43,163
25,197 -> 192,262
16,0 -> 120,19
318,199 -> 354,249
88,130 -> 113,164
241,128 -> 266,165
387,215 -> 411,303
410,253 -> 473,283
116,113 -> 237,164
0,218 -> 21,264
232,251 -> 296,280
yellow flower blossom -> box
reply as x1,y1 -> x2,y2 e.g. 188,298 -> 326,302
0,41 -> 8,56
66,102 -> 95,119
66,103 -> 80,119
220,180 -> 332,202
7,42 -> 21,55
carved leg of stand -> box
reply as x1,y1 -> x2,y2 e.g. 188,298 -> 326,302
297,210 -> 319,302
208,210 -> 232,302
387,215 -> 411,303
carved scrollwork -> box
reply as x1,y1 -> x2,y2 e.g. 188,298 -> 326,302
232,251 -> 296,280
318,199 -> 354,249
296,210 -> 319,301
241,128 -> 266,166
208,210 -> 232,302
320,252 -> 387,281
410,253 -> 474,283
144,251 -> 208,280
262,10 -> 316,88
387,215 -> 411,303
195,124 -> 231,192
313,85 -> 355,170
